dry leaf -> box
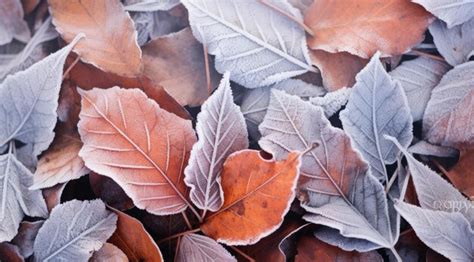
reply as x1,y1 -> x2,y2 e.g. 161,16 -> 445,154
90,243 -> 128,262
176,233 -> 236,262
305,0 -> 433,58
10,221 -> 43,258
0,0 -> 30,45
0,242 -> 23,262
447,149 -> 474,198
201,150 -> 301,245
42,182 -> 66,213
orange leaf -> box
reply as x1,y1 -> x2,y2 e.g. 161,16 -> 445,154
78,87 -> 197,216
109,209 -> 163,262
304,0 -> 433,58
447,149 -> 474,198
201,150 -> 301,245
48,0 -> 142,77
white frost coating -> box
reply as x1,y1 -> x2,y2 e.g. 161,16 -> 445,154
184,72 -> 248,212
33,199 -> 118,261
389,57 -> 450,121
0,151 -> 47,243
340,52 -> 413,182
408,140 -> 458,158
176,233 -> 236,262
182,0 -> 313,88
395,201 -> 474,261
413,0 -> 474,28
423,61 -> 474,148
0,34 -> 84,159
240,79 -> 325,139
90,243 -> 128,262
429,18 -> 474,66
310,87 -> 351,118
124,0 -> 180,11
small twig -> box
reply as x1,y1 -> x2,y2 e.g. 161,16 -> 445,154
431,159 -> 450,177
409,50 -> 445,62
203,45 -> 212,95
62,55 -> 80,80
174,236 -> 182,261
181,211 -> 192,230
259,0 -> 314,36
157,228 -> 201,245
200,209 -> 207,221
228,246 -> 255,262
385,157 -> 402,193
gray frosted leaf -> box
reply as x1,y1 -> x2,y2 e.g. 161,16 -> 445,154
340,52 -> 413,182
0,34 -> 83,159
0,151 -> 47,243
385,135 -> 474,225
314,227 -> 381,252
130,12 -> 154,46
389,57 -> 451,121
430,18 -> 474,66
240,79 -> 325,139
412,0 -> 474,28
124,0 -> 180,11
259,91 -> 396,251
90,243 -> 128,262
33,199 -> 118,261
182,0 -> 313,88
310,87 -> 351,118
408,140 -> 458,158
0,0 -> 30,45
184,72 -> 248,212
176,233 -> 236,262
423,61 -> 474,148
395,201 -> 474,261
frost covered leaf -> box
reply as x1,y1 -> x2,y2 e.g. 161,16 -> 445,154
0,0 -> 30,45
240,79 -> 325,139
385,135 -> 474,224
10,221 -> 43,258
49,0 -> 143,77
304,0 -> 433,58
340,53 -> 413,182
423,61 -> 474,149
142,27 -> 221,107
31,133 -> 88,190
33,199 -> 117,261
0,150 -> 47,242
430,18 -> 474,66
389,57 -> 451,121
408,140 -> 458,158
78,87 -> 196,215
184,73 -> 248,212
182,0 -> 313,88
412,0 -> 474,28
0,34 -> 82,158
201,150 -> 301,245
259,91 -> 397,251
394,201 -> 474,261
176,233 -> 236,262
310,87 -> 351,118
109,209 -> 163,262
90,243 -> 128,262
124,0 -> 180,11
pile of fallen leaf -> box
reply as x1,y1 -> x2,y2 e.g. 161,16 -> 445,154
0,0 -> 473,261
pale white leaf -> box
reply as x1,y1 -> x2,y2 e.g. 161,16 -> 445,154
124,0 -> 180,11
0,0 -> 30,45
395,201 -> 474,261
240,78 -> 325,139
184,72 -> 248,212
430,18 -> 474,66
310,87 -> 351,118
33,199 -> 117,261
423,61 -> 474,148
0,34 -> 83,158
340,52 -> 413,182
90,243 -> 128,262
0,149 -> 47,243
389,57 -> 451,121
412,0 -> 474,28
408,140 -> 458,158
182,0 -> 313,88
176,233 -> 236,262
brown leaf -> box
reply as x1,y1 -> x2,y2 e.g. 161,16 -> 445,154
201,150 -> 301,245
21,0 -> 39,15
0,243 -> 23,262
309,50 -> 368,91
109,209 -> 163,262
142,27 -> 221,107
304,0 -> 433,58
10,221 -> 43,258
447,149 -> 474,198
89,172 -> 134,211
42,182 -> 67,213
48,0 -> 142,77
90,243 -> 128,262
78,87 -> 197,215
295,236 -> 383,262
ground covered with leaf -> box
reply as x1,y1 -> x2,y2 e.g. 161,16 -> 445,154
0,0 -> 473,261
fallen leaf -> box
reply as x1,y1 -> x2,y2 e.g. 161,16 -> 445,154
48,0 -> 143,77
310,87 -> 351,118
11,221 -> 43,258
90,243 -> 128,262
408,140 -> 458,158
78,87 -> 197,215
33,199 -> 117,261
201,150 -> 301,245
21,0 -> 40,15
447,149 -> 474,198
142,27 -> 221,107
413,0 -> 474,28
0,242 -> 23,262
124,0 -> 180,11
109,208 -> 163,262
176,233 -> 236,262
295,236 -> 383,261
42,182 -> 66,213
305,0 -> 433,58
0,0 -> 30,45
89,172 -> 134,211
182,0 -> 313,88
309,50 -> 368,91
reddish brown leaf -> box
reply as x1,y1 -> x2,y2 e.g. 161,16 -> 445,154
42,182 -> 67,213
0,243 -> 23,262
78,87 -> 197,215
89,172 -> 134,211
201,150 -> 301,245
48,0 -> 142,77
447,149 -> 474,198
21,0 -> 39,15
304,0 -> 433,58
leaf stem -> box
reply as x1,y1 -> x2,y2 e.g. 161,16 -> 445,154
228,246 -> 255,262
389,247 -> 403,262
385,157 -> 401,193
62,55 -> 80,80
409,50 -> 445,62
203,44 -> 212,95
258,0 -> 314,36
157,228 -> 201,245
181,211 -> 192,229
201,209 -> 207,221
